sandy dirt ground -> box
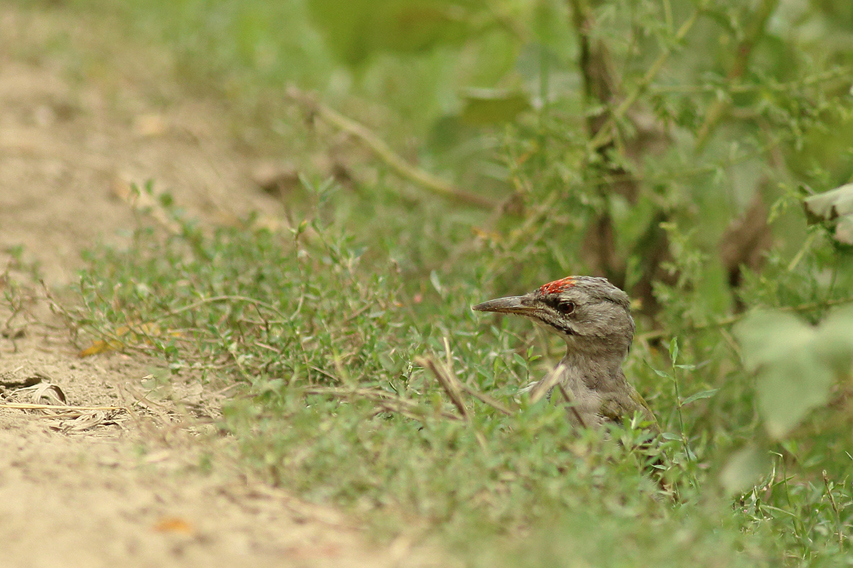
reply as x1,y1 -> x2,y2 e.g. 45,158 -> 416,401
0,5 -> 440,567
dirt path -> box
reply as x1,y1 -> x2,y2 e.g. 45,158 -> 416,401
0,6 -> 436,567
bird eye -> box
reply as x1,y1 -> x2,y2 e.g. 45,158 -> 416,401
557,301 -> 575,315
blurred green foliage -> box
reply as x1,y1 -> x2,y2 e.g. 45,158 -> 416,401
14,0 -> 853,565
736,306 -> 853,439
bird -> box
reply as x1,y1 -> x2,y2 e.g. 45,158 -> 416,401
472,275 -> 658,431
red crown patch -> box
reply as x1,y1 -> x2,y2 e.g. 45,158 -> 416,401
539,276 -> 575,295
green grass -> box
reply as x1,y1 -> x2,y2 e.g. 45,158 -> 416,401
11,0 -> 852,564
60,184 -> 851,567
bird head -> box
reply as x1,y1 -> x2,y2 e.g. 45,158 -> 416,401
473,276 -> 635,359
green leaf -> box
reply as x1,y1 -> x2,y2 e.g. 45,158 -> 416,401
668,336 -> 679,364
756,351 -> 832,439
306,0 -> 477,66
652,368 -> 670,379
803,183 -> 853,223
735,310 -> 840,438
736,311 -> 814,370
681,389 -> 719,406
814,304 -> 853,375
803,183 -> 853,245
459,89 -> 530,126
720,445 -> 770,495
429,270 -> 443,295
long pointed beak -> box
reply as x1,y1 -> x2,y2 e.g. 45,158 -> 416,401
472,294 -> 535,316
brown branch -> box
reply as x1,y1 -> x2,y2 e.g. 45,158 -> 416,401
695,0 -> 779,151
568,0 -> 628,284
719,188 -> 773,312
587,6 -> 702,151
638,295 -> 853,342
569,0 -> 619,137
649,66 -> 852,96
567,2 -> 702,311
286,88 -> 496,210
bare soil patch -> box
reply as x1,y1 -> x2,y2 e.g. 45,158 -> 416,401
0,5 -> 437,567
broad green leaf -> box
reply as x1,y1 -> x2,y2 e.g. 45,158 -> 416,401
756,351 -> 832,439
735,311 -> 814,370
720,445 -> 770,495
803,183 -> 853,223
814,304 -> 853,375
839,217 -> 853,243
736,310 -> 842,438
306,0 -> 479,66
803,183 -> 853,245
459,89 -> 530,125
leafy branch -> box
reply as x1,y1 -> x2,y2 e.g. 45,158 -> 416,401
286,87 -> 497,210
694,0 -> 780,151
639,295 -> 853,343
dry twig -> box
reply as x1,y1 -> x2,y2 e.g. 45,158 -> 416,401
456,382 -> 513,416
416,355 -> 470,421
528,362 -> 567,404
304,386 -> 462,422
286,88 -> 496,210
0,403 -> 125,412
557,384 -> 588,428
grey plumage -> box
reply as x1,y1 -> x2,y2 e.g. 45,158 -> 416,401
473,276 -> 657,429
